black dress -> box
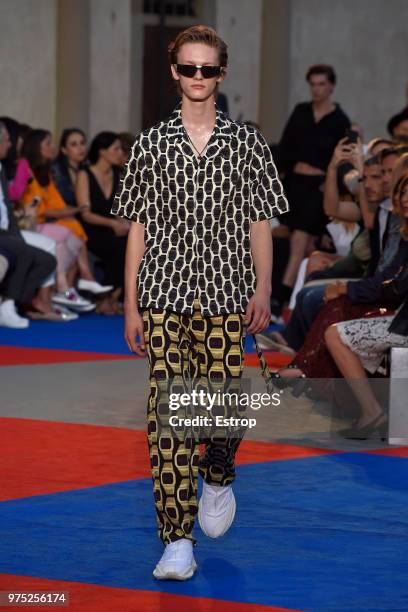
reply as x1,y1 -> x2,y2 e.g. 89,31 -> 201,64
277,101 -> 350,235
81,166 -> 127,291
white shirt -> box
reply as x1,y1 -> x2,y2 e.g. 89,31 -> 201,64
0,162 -> 10,231
378,198 -> 391,250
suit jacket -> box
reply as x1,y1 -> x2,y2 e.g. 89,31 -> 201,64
368,205 -> 388,276
0,164 -> 22,237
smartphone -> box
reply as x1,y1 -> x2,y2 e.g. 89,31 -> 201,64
345,129 -> 359,145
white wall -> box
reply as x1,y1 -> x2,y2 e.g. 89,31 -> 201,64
215,0 -> 263,123
89,0 -> 132,136
288,0 -> 408,140
0,0 -> 57,130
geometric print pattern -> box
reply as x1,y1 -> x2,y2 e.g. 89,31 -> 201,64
111,102 -> 289,316
142,299 -> 246,545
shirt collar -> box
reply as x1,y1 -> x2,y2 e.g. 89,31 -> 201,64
379,198 -> 391,211
165,101 -> 233,141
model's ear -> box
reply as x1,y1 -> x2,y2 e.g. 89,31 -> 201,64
217,67 -> 226,83
170,64 -> 179,81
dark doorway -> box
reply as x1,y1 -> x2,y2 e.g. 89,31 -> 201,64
142,25 -> 187,130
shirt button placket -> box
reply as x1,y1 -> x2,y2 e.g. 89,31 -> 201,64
194,160 -> 206,310
188,160 -> 199,308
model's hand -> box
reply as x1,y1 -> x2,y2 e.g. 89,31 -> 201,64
244,290 -> 271,334
124,308 -> 146,355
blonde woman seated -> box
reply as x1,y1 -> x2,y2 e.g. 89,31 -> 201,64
325,171 -> 408,438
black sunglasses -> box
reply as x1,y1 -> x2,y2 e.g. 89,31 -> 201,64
176,64 -> 223,79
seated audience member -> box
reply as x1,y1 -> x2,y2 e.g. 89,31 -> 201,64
342,138 -> 393,195
325,185 -> 408,437
391,152 -> 408,192
0,246 -> 12,283
258,144 -> 390,354
260,149 -> 400,353
52,128 -> 87,207
118,132 -> 135,167
288,219 -> 360,311
287,137 -> 369,310
20,129 -> 112,309
0,121 -> 56,327
387,106 -> 408,142
272,170 -> 408,395
0,117 -> 78,320
274,138 -> 399,317
76,132 -> 128,314
0,116 -> 29,201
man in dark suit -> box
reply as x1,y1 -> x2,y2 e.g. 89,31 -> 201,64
0,121 -> 56,328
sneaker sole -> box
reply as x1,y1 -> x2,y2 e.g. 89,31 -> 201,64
52,297 -> 93,309
198,493 -> 236,538
153,559 -> 197,580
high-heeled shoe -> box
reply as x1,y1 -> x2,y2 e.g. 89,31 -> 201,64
339,413 -> 388,441
270,365 -> 310,398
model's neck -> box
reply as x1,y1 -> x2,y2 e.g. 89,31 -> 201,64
181,96 -> 216,129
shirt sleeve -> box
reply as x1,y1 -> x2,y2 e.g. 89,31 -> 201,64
111,139 -> 148,225
250,131 -> 290,223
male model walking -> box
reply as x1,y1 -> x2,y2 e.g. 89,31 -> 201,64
111,25 -> 288,580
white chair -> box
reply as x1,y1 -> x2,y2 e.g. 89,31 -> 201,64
388,347 -> 408,445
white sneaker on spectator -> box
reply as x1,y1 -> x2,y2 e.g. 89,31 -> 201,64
198,482 -> 236,538
153,539 -> 197,580
77,279 -> 113,294
51,303 -> 79,321
52,288 -> 95,312
0,299 -> 29,328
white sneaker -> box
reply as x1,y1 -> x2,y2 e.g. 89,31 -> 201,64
51,304 -> 79,321
0,299 -> 30,328
153,539 -> 197,580
52,288 -> 95,312
198,482 -> 236,538
77,279 -> 113,294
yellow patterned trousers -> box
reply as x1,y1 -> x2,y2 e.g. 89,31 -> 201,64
142,299 -> 246,545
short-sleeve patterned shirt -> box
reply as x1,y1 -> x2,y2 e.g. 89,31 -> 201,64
111,103 -> 289,316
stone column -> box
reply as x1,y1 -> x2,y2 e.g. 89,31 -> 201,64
214,0 -> 263,124
89,0 -> 132,136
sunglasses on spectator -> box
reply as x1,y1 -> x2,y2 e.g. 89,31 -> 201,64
176,64 -> 223,79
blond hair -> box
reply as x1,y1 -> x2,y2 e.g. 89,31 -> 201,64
392,169 -> 408,240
